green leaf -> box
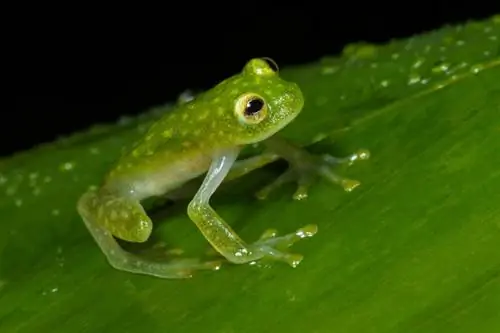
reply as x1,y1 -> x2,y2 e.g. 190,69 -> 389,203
1,16 -> 499,333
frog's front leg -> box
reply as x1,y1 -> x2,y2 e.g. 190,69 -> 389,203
257,136 -> 370,200
187,148 -> 317,267
77,190 -> 221,279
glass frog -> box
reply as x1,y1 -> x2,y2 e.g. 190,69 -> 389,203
77,58 -> 369,279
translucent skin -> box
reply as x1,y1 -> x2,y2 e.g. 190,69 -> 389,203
77,58 -> 369,279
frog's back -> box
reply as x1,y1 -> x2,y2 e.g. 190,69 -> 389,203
102,88 -> 236,199
101,57 -> 304,200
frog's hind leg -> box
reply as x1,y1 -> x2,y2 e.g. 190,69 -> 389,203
77,190 -> 221,279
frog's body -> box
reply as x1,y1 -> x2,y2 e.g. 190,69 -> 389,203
104,63 -> 302,201
77,58 -> 369,279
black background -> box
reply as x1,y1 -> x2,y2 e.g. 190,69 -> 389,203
4,3 -> 499,157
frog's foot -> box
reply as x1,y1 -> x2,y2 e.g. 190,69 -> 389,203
256,149 -> 370,200
108,251 -> 222,279
248,224 -> 318,267
78,190 -> 222,279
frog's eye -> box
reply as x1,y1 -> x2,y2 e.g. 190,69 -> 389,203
234,93 -> 268,125
261,57 -> 279,73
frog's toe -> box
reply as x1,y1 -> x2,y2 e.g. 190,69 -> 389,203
159,258 -> 223,278
321,149 -> 370,167
252,224 -> 318,267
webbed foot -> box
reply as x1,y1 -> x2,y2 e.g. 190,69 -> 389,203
256,148 -> 370,200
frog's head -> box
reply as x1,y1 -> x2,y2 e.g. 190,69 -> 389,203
216,58 -> 304,145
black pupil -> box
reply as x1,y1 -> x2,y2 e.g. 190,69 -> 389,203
245,98 -> 264,116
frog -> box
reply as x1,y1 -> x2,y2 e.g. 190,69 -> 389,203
77,58 -> 369,279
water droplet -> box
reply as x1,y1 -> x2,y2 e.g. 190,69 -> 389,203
90,147 -> 100,155
60,162 -> 75,172
52,209 -> 60,216
391,53 -> 400,60
0,175 -> 6,186
412,58 -> 425,69
44,176 -> 52,183
370,63 -> 378,69
489,35 -> 498,41
455,40 -> 465,46
15,199 -> 23,207
432,62 -> 451,74
380,80 -> 390,87
321,66 -> 338,75
32,188 -> 41,196
342,43 -> 378,59
470,64 -> 485,74
408,73 -> 421,85
454,62 -> 469,71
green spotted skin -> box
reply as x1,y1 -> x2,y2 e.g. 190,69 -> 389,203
76,58 -> 361,278
103,58 -> 304,200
